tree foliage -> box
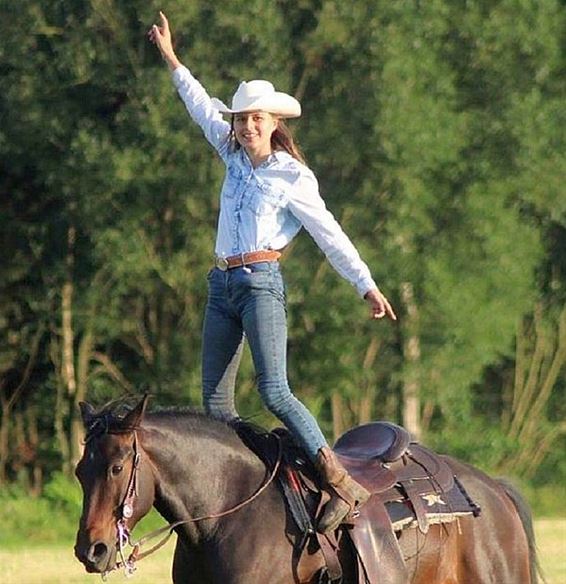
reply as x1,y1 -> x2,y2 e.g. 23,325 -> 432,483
0,0 -> 564,490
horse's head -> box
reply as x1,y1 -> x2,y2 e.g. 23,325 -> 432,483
74,395 -> 155,574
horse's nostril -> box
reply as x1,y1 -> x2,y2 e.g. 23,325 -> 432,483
88,541 -> 109,563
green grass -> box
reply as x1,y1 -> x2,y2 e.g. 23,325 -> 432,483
0,520 -> 564,583
0,477 -> 563,582
0,540 -> 175,584
536,519 -> 566,584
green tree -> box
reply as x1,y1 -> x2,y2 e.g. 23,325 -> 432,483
0,0 -> 564,491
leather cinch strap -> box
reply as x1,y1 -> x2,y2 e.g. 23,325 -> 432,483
215,250 -> 281,271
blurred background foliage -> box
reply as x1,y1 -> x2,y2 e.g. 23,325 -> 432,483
0,0 -> 564,516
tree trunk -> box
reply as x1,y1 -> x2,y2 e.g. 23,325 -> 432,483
501,304 -> 566,476
0,326 -> 43,485
71,328 -> 94,468
13,410 -> 27,486
0,390 -> 9,485
49,335 -> 70,475
59,224 -> 77,476
331,393 -> 346,443
61,226 -> 77,399
357,337 -> 380,424
400,281 -> 422,441
27,406 -> 42,496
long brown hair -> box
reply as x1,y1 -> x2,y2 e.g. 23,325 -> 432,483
270,120 -> 306,164
228,116 -> 306,164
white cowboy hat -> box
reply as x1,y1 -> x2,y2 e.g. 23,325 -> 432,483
211,80 -> 301,118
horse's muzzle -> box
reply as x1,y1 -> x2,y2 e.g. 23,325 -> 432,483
75,539 -> 116,573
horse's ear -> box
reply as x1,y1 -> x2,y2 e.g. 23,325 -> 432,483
79,401 -> 97,427
123,394 -> 150,428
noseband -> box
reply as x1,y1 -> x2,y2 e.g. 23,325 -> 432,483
86,425 -> 283,579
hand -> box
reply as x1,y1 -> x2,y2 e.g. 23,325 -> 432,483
148,11 -> 181,70
364,289 -> 397,321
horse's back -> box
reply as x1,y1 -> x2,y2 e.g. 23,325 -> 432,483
395,455 -> 533,583
437,456 -> 532,583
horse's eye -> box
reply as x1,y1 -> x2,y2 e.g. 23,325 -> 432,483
111,464 -> 124,476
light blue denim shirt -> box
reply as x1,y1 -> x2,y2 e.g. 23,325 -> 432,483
172,65 -> 377,297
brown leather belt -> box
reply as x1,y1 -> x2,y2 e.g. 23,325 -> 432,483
215,250 -> 281,271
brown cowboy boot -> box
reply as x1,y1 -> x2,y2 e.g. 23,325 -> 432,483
315,446 -> 370,534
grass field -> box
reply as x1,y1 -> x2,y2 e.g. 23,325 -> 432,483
537,519 -> 566,584
1,519 -> 564,583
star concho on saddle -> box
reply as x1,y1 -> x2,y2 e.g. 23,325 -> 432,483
233,420 -> 481,584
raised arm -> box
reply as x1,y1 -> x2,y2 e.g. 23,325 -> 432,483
148,12 -> 231,156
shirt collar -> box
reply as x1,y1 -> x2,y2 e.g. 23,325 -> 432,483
239,148 -> 287,171
260,150 -> 291,169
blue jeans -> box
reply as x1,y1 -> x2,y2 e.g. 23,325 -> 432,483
202,262 -> 328,461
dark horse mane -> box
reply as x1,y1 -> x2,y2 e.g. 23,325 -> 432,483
85,396 -> 226,434
83,397 -> 284,465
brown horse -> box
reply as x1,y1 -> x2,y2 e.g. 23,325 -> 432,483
74,397 -> 541,583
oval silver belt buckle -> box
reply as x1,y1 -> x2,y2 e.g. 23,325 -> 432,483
216,257 -> 229,271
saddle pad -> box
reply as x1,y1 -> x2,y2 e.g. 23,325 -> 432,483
385,476 -> 481,532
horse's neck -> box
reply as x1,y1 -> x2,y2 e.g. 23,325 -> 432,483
141,416 -> 267,540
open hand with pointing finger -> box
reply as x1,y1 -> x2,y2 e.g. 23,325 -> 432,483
148,11 -> 182,71
364,289 -> 397,321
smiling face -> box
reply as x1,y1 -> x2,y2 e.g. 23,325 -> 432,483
233,111 -> 278,163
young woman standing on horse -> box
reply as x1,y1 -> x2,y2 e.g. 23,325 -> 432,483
149,11 -> 396,535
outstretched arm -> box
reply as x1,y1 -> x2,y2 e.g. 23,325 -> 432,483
148,11 -> 182,72
288,170 -> 397,322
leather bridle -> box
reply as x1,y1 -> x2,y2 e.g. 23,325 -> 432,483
100,428 -> 283,579
113,430 -> 141,577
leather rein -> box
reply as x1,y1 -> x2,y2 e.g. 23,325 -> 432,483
99,427 -> 283,579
